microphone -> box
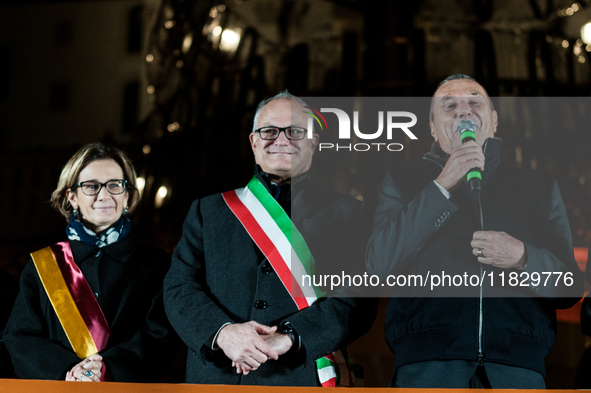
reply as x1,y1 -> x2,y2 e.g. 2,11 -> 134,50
457,119 -> 481,192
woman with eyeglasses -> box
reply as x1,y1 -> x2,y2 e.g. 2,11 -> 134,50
4,142 -> 178,382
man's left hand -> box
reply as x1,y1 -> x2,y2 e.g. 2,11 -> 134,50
261,331 -> 293,356
471,231 -> 527,269
231,332 -> 293,374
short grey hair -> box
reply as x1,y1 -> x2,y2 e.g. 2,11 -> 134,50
252,90 -> 311,132
429,74 -> 495,122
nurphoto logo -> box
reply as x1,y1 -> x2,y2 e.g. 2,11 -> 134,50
303,105 -> 418,152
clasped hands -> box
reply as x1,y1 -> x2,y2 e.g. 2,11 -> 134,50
215,321 -> 293,375
65,354 -> 103,382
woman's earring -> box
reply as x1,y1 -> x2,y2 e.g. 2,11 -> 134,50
123,207 -> 128,216
73,209 -> 79,219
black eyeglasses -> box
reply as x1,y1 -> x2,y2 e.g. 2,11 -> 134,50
72,180 -> 128,196
254,126 -> 308,140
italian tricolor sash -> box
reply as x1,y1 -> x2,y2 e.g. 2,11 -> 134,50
30,241 -> 111,359
222,176 -> 356,387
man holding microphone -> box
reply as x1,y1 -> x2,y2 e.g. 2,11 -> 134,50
366,74 -> 583,388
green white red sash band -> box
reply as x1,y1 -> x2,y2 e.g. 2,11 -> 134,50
316,355 -> 338,386
222,176 -> 322,308
223,176 -> 347,387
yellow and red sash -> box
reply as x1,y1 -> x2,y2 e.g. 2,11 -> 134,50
30,241 -> 110,359
223,177 -> 358,387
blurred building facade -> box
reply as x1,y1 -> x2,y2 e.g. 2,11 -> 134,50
2,0 -> 590,244
0,0 -> 157,150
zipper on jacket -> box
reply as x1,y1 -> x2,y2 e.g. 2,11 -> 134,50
476,180 -> 485,367
425,141 -> 489,365
476,139 -> 489,366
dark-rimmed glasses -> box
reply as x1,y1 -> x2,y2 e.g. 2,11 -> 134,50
72,180 -> 128,196
254,126 -> 307,140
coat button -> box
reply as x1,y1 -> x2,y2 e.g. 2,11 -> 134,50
261,263 -> 273,274
94,292 -> 100,299
254,300 -> 268,309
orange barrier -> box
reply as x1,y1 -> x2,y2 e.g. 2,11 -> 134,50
0,379 -> 576,393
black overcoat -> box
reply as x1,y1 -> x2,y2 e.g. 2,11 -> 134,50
164,169 -> 376,386
4,234 -> 179,381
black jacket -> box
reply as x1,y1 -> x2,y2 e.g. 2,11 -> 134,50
3,235 -> 179,381
366,139 -> 583,376
164,167 -> 376,386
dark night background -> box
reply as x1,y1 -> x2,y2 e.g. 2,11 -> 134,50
1,0 -> 591,387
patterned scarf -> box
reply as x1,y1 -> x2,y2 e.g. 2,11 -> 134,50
66,216 -> 132,248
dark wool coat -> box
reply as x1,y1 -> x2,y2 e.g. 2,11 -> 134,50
164,168 -> 376,386
4,235 -> 179,381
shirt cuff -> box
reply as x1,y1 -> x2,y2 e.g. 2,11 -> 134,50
433,180 -> 451,199
210,322 -> 232,350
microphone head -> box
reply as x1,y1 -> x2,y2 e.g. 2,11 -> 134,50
457,119 -> 477,142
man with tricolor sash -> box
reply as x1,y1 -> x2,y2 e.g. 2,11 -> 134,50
164,91 -> 376,386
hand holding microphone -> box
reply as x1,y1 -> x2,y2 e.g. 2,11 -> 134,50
434,120 -> 485,192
